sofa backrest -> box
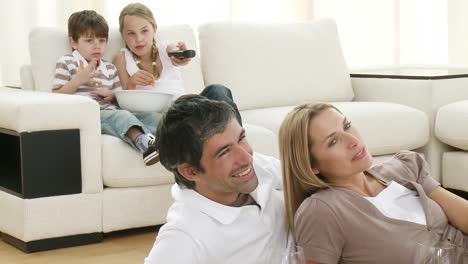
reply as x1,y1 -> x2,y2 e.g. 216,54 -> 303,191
27,25 -> 205,93
199,19 -> 354,110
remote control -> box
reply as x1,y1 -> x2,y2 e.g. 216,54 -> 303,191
168,49 -> 196,59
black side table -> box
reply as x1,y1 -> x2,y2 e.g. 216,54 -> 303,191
0,128 -> 82,199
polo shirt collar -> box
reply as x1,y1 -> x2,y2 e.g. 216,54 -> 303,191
72,50 -> 110,78
171,158 -> 273,225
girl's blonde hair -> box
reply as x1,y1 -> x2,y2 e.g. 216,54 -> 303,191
119,3 -> 157,34
278,102 -> 340,234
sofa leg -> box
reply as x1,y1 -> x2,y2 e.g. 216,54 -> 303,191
1,232 -> 103,253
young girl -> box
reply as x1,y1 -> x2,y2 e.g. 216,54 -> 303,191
113,3 -> 243,125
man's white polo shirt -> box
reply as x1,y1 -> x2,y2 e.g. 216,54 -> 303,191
145,153 -> 289,264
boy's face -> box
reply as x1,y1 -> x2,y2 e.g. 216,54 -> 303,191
69,33 -> 107,62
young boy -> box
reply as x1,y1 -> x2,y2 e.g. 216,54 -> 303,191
52,10 -> 159,165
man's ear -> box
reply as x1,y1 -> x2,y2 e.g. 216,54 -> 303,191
68,37 -> 77,50
176,163 -> 201,182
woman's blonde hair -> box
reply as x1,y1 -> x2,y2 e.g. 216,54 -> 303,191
279,102 -> 340,234
119,3 -> 157,34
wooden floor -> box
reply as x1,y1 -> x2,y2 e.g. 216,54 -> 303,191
0,226 -> 160,264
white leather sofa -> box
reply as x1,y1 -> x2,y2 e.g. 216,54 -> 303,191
0,19 -> 429,252
435,100 -> 468,193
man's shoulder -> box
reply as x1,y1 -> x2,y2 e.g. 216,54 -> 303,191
164,200 -> 205,229
146,222 -> 202,263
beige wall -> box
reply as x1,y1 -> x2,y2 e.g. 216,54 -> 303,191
448,0 -> 468,65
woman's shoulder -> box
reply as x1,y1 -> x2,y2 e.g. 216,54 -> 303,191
295,189 -> 348,229
369,150 -> 428,182
394,150 -> 423,162
297,189 -> 342,215
391,150 -> 427,175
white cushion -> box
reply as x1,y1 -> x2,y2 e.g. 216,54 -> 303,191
441,152 -> 468,192
199,19 -> 354,111
242,102 -> 429,156
102,185 -> 173,232
435,100 -> 468,150
243,123 -> 279,158
28,25 -> 204,93
101,135 -> 174,188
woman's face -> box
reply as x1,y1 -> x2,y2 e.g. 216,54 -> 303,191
308,108 -> 373,182
121,15 -> 156,57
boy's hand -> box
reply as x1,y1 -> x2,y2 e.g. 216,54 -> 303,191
90,87 -> 115,101
127,70 -> 155,89
169,42 -> 191,66
73,58 -> 101,87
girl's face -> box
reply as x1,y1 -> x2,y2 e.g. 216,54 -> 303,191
122,15 -> 156,58
308,108 -> 373,183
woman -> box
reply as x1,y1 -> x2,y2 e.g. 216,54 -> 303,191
278,102 -> 468,263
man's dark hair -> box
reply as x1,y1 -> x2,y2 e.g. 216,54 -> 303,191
156,94 -> 237,189
68,10 -> 109,42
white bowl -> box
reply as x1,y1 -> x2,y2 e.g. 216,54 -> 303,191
114,90 -> 174,112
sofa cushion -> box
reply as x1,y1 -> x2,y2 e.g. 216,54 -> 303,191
241,102 -> 429,156
28,25 -> 204,94
435,100 -> 468,150
199,19 -> 354,111
101,135 -> 174,188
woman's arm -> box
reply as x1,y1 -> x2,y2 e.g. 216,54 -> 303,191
429,187 -> 468,234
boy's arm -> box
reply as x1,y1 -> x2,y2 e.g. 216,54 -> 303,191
53,59 -> 98,94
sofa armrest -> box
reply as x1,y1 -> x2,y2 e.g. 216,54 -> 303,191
0,87 -> 103,193
351,74 -> 432,112
351,65 -> 468,114
20,65 -> 35,91
350,65 -> 468,183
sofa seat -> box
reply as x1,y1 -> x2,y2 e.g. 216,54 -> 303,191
435,100 -> 468,192
435,100 -> 468,151
242,101 -> 429,156
102,135 -> 174,188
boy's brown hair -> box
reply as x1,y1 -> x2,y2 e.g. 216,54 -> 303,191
68,10 -> 109,42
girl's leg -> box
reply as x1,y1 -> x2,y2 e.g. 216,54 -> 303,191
132,111 -> 162,135
100,109 -> 159,165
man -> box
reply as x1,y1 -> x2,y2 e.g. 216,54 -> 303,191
144,95 -> 288,263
